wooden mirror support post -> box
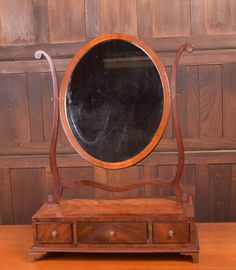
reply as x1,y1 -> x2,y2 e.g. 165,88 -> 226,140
29,34 -> 199,263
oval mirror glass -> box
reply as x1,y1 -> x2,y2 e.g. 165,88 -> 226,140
60,34 -> 170,169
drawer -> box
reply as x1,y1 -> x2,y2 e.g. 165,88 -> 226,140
153,222 -> 190,243
77,222 -> 147,244
37,223 -> 73,244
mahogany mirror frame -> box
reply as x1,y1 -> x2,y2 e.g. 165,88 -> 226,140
35,35 -> 193,203
59,33 -> 171,169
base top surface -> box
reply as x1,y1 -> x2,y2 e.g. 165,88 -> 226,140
33,197 -> 194,221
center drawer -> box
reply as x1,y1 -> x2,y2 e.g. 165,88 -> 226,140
77,222 -> 147,244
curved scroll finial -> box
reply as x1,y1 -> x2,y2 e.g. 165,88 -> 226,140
35,50 -> 62,203
171,43 -> 194,201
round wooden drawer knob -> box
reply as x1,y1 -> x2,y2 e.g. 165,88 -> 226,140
168,230 -> 175,238
51,230 -> 58,238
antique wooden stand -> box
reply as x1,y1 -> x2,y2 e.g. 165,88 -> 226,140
29,34 -> 199,263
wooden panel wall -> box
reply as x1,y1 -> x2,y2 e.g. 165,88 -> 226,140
1,0 -> 236,224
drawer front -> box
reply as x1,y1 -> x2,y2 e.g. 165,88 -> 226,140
77,222 -> 147,244
37,223 -> 73,244
153,222 -> 190,243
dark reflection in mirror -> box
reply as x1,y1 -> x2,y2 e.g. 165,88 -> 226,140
66,39 -> 164,163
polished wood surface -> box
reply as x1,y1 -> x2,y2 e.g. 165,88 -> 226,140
76,222 -> 147,244
1,0 -> 236,224
30,198 -> 198,262
0,223 -> 235,269
32,198 -> 193,219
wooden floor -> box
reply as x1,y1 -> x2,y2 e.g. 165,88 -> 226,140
0,223 -> 236,269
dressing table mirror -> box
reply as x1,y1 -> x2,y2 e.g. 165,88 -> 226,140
29,34 -> 199,262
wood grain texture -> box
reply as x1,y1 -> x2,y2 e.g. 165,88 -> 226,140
0,0 -> 34,45
11,168 -> 45,224
99,0 -> 137,35
153,222 -> 189,243
223,63 -> 236,137
33,0 -> 49,44
85,0 -> 100,38
2,38 -> 236,62
94,167 -> 108,199
230,165 -> 236,221
0,223 -> 236,269
186,66 -> 199,138
230,164 -> 236,221
143,165 -> 159,197
190,0 -> 206,35
60,167 -> 94,199
209,164 -> 232,221
152,0 -> 191,38
195,164 -> 210,222
108,166 -> 144,199
37,223 -> 73,243
137,0 -> 153,38
176,65 -> 187,138
158,166 -> 175,197
206,0 -> 236,35
162,67 -> 173,139
1,0 -> 236,225
0,169 -> 13,224
77,222 -> 147,244
199,65 -> 223,137
41,73 -> 53,142
48,0 -> 85,43
0,74 -> 31,144
181,165 -> 195,201
27,73 -> 44,143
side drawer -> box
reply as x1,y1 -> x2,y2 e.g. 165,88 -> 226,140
77,222 -> 147,244
36,223 -> 73,244
153,222 -> 190,243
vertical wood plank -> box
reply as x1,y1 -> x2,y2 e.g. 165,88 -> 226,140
143,165 -> 158,197
223,63 -> 236,137
176,65 -> 187,138
152,0 -> 191,38
11,168 -> 45,224
209,164 -> 232,222
99,0 -> 138,35
186,66 -> 200,138
195,164 -> 210,222
57,72 -> 70,144
199,65 -> 223,137
27,73 -> 44,143
44,167 -> 54,199
158,165 -> 175,197
190,0 -> 206,35
94,167 -> 109,198
181,165 -> 196,201
137,0 -> 154,38
0,74 -> 31,144
108,166 -> 143,199
0,0 -> 34,45
206,0 -> 236,35
162,66 -> 173,139
33,0 -> 49,44
48,0 -> 85,43
41,73 -> 53,142
230,165 -> 236,221
60,167 -> 94,199
85,0 -> 100,38
0,169 -> 13,224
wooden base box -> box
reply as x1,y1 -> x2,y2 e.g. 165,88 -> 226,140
29,197 -> 199,263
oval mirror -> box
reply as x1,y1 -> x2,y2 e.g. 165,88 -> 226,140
60,34 -> 170,169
